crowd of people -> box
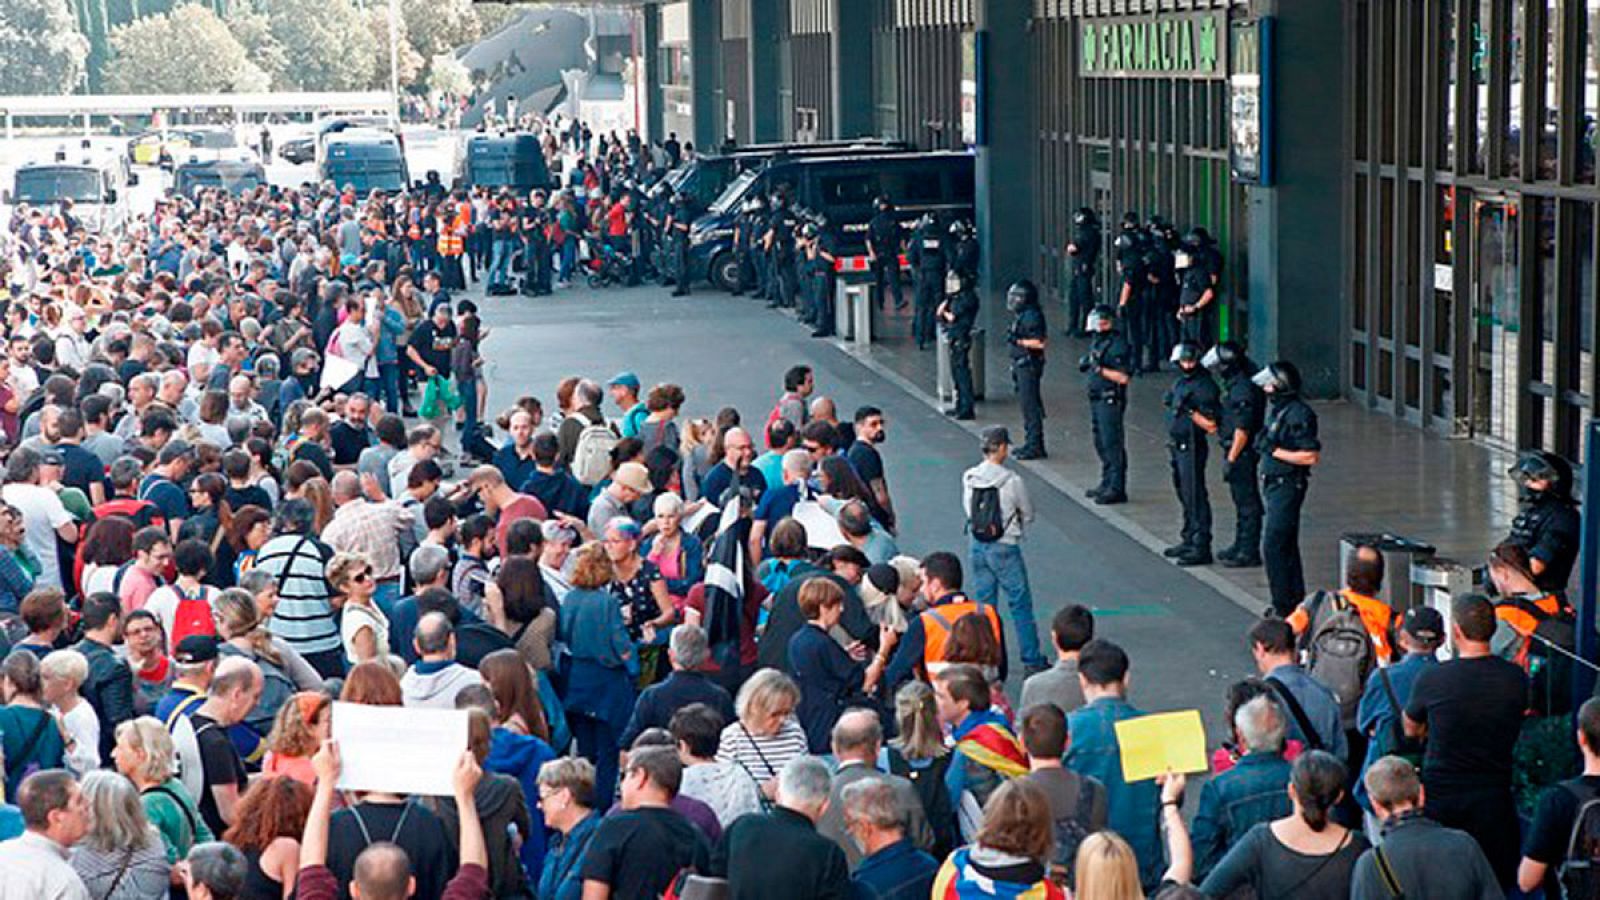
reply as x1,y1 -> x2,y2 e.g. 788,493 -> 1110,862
0,115 -> 1591,900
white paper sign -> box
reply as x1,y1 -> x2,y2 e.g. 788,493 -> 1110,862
792,500 -> 848,550
319,355 -> 360,393
331,701 -> 467,796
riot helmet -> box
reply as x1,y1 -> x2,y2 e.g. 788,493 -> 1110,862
1185,226 -> 1214,246
1201,341 -> 1247,377
1113,232 -> 1138,253
875,195 -> 893,212
1121,211 -> 1141,232
799,222 -> 818,239
1509,450 -> 1574,501
1006,280 -> 1039,313
1251,360 -> 1303,396
1086,304 -> 1117,331
1170,341 -> 1202,367
1146,214 -> 1170,235
949,219 -> 974,239
1073,207 -> 1098,227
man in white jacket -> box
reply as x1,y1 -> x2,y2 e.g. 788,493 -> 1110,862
400,612 -> 483,709
961,426 -> 1046,674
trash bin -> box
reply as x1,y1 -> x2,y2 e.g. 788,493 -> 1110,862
1339,532 -> 1436,614
1410,556 -> 1478,657
936,329 -> 987,406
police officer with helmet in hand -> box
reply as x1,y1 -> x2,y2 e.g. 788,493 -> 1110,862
1204,341 -> 1266,568
1006,280 -> 1049,459
1505,450 -> 1581,595
1065,207 -> 1101,336
908,213 -> 948,350
1164,341 -> 1221,566
1254,360 -> 1321,616
1081,304 -> 1134,502
938,229 -> 982,421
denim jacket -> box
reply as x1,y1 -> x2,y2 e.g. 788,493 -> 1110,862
1190,750 -> 1292,877
375,306 -> 405,365
1067,696 -> 1162,887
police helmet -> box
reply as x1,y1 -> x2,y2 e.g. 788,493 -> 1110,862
1185,226 -> 1214,246
800,222 -> 818,239
875,195 -> 893,211
1006,280 -> 1039,311
1147,214 -> 1170,233
916,213 -> 936,230
1170,341 -> 1202,365
1201,340 -> 1246,376
949,219 -> 973,239
1251,360 -> 1303,395
1121,211 -> 1141,231
1509,450 -> 1574,498
1113,232 -> 1137,253
1073,207 -> 1098,227
1086,304 -> 1117,330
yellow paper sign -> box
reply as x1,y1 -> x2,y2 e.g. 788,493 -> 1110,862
1113,709 -> 1210,783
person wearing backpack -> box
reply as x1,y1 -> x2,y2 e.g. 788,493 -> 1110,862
1353,606 -> 1442,827
961,426 -> 1047,674
1248,618 -> 1347,762
1351,756 -> 1502,900
1520,697 -> 1600,897
1017,703 -> 1107,887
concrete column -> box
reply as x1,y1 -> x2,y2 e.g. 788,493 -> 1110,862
642,4 -> 665,144
748,0 -> 783,143
974,0 -> 1034,327
688,0 -> 721,152
831,0 -> 874,139
1245,1 -> 1346,397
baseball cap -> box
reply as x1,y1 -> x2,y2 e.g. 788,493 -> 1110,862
158,439 -> 195,465
174,634 -> 220,664
39,449 -> 65,468
613,461 -> 651,494
608,371 -> 641,392
1402,606 -> 1445,644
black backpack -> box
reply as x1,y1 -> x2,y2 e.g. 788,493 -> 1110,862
968,485 -> 1008,543
1560,783 -> 1600,900
1046,776 -> 1103,887
887,747 -> 959,860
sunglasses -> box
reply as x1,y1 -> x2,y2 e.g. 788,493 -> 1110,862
351,569 -> 373,584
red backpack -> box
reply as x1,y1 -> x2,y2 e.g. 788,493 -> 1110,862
763,393 -> 799,449
169,583 -> 217,646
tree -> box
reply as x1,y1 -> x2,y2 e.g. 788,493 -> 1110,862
471,2 -> 523,39
0,0 -> 90,95
225,7 -> 287,89
401,0 -> 478,61
366,6 -> 423,92
266,0 -> 375,92
105,4 -> 267,93
425,53 -> 470,100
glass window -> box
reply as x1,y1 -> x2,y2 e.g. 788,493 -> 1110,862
1441,0 -> 1459,168
1355,0 -> 1370,157
1469,0 -> 1491,173
1578,203 -> 1595,401
818,173 -> 877,206
1506,0 -> 1526,178
1538,0 -> 1560,180
1586,2 -> 1600,182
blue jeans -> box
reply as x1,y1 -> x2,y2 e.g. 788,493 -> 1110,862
375,362 -> 401,414
968,538 -> 1046,667
559,236 -> 577,282
489,239 -> 514,288
457,374 -> 478,434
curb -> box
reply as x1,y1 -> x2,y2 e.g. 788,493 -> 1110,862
829,336 -> 1267,620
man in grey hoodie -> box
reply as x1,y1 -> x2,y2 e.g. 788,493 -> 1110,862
400,612 -> 484,709
961,426 -> 1046,673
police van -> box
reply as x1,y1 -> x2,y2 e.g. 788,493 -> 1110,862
664,139 -> 911,214
173,153 -> 267,198
687,150 -> 974,291
318,129 -> 409,194
454,133 -> 553,194
6,147 -> 136,235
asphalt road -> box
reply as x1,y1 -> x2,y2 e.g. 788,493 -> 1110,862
470,279 -> 1259,740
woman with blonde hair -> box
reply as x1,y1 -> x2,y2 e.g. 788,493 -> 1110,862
1074,832 -> 1144,900
68,769 -> 172,899
932,779 -> 1065,898
885,680 -> 958,859
40,648 -> 98,775
112,716 -> 213,862
327,551 -> 390,668
715,667 -> 808,801
215,588 -> 324,752
261,691 -> 332,785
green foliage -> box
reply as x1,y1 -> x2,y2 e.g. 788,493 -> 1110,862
223,7 -> 287,89
104,3 -> 267,93
0,0 -> 91,95
401,0 -> 478,61
265,0 -> 376,91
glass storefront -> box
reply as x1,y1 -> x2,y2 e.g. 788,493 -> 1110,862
1350,0 -> 1600,459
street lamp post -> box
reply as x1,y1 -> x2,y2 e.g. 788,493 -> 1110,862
388,0 -> 402,122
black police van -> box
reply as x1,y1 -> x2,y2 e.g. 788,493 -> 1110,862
173,156 -> 267,198
317,129 -> 409,194
454,133 -> 553,193
664,140 -> 911,214
687,151 -> 974,290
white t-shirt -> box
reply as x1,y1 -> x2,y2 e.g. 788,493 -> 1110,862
81,563 -> 118,597
144,582 -> 219,643
336,320 -> 377,378
187,342 -> 219,373
1,482 -> 74,589
341,602 -> 390,667
59,702 -> 101,776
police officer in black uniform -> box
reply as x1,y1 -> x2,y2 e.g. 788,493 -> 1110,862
665,190 -> 695,296
763,192 -> 798,309
867,196 -> 906,310
1065,207 -> 1101,336
1505,450 -> 1582,595
938,236 -> 982,420
1150,220 -> 1184,361
1163,341 -> 1222,566
802,218 -> 839,338
739,194 -> 769,299
1254,360 -> 1321,616
1204,341 -> 1265,568
908,214 -> 948,350
1082,305 -> 1133,503
520,189 -> 553,296
1176,227 -> 1222,348
1141,219 -> 1178,372
1006,280 -> 1049,459
1113,216 -> 1151,372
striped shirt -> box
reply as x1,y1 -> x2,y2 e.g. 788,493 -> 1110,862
715,717 -> 809,788
252,533 -> 341,657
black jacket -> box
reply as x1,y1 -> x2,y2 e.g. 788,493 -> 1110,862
756,565 -> 876,672
74,636 -> 134,762
710,806 -> 851,900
